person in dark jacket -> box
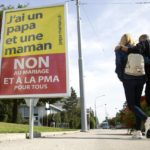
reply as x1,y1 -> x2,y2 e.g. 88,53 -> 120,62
50,114 -> 55,127
115,34 -> 150,106
115,33 -> 150,139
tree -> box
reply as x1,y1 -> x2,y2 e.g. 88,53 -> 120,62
62,87 -> 81,129
107,117 -> 116,127
90,109 -> 96,129
63,87 -> 78,111
11,99 -> 25,123
61,111 -> 69,123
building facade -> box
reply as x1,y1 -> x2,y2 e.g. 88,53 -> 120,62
18,103 -> 62,126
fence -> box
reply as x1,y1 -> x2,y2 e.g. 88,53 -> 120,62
56,123 -> 69,129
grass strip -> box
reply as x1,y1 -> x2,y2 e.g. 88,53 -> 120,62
0,122 -> 76,133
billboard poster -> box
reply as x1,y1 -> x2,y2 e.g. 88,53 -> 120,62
0,4 -> 69,98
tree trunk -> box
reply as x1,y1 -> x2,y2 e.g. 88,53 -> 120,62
12,99 -> 18,123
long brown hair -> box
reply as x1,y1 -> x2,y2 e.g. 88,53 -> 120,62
119,33 -> 136,46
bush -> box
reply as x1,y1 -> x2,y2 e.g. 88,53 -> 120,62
3,114 -> 8,122
61,111 -> 69,123
55,113 -> 61,124
122,96 -> 150,130
17,113 -> 23,123
122,107 -> 136,129
21,118 -> 29,124
40,115 -> 49,126
90,117 -> 95,129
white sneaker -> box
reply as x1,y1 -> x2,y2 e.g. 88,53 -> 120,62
145,117 -> 150,138
132,130 -> 143,139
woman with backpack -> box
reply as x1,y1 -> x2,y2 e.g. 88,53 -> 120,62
115,33 -> 150,139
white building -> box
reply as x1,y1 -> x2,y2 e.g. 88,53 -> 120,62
18,103 -> 63,126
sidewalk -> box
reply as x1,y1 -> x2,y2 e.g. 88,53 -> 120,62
0,130 -> 80,141
0,129 -> 150,150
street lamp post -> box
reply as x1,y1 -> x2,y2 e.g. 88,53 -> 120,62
76,0 -> 87,132
95,95 -> 105,129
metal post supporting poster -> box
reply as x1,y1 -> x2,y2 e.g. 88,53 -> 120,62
76,0 -> 87,132
29,99 -> 34,139
25,98 -> 39,139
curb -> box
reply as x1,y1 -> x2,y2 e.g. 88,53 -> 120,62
41,130 -> 80,138
0,130 -> 80,142
0,133 -> 25,141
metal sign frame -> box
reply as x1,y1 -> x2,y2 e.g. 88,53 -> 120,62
0,3 -> 69,99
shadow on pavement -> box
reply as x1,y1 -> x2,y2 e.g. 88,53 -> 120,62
42,136 -> 132,141
95,133 -> 130,136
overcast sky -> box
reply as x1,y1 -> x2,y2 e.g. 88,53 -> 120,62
1,0 -> 150,123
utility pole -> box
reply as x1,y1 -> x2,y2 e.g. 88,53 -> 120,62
95,95 -> 105,129
76,0 -> 87,132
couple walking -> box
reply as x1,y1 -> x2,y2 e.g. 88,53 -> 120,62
115,34 -> 150,139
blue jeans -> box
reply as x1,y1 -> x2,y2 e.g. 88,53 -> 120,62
123,79 -> 148,130
145,77 -> 150,106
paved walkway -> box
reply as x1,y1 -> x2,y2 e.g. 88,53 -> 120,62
0,129 -> 150,150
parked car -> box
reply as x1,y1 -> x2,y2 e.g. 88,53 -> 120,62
116,122 -> 122,129
102,122 -> 109,129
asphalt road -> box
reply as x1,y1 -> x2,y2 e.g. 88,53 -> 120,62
0,129 -> 150,150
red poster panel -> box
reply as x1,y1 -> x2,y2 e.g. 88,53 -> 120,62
0,54 -> 67,96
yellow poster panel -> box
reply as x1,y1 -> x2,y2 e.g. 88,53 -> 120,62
3,5 -> 65,57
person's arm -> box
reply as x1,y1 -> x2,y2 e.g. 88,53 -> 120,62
115,40 -> 148,54
144,56 -> 150,65
115,51 -> 124,81
115,45 -> 128,52
128,42 -> 144,54
128,40 -> 149,54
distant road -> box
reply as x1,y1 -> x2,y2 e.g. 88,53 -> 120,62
0,129 -> 150,150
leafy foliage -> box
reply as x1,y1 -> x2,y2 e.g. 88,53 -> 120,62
63,87 -> 78,111
90,110 -> 96,129
40,87 -> 82,129
0,100 -> 13,122
121,96 -> 150,130
62,87 -> 81,129
122,107 -> 136,129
